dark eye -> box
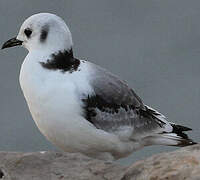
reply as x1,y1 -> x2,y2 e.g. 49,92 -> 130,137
24,28 -> 32,38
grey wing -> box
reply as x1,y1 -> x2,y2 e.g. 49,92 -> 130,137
82,62 -> 171,139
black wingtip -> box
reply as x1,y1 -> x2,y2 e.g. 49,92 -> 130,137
176,139 -> 198,147
191,141 -> 198,145
170,123 -> 197,147
171,124 -> 192,133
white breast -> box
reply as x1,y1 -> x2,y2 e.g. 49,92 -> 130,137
20,53 -> 90,145
19,53 -> 123,156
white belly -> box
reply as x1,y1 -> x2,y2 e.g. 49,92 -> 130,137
19,57 -> 123,157
22,75 -> 81,151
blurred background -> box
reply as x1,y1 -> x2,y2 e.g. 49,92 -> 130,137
0,0 -> 199,165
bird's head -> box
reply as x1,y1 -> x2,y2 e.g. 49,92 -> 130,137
2,13 -> 73,52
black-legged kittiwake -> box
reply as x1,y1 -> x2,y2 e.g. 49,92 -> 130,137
2,13 -> 196,160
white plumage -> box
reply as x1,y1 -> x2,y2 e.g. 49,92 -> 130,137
2,13 -> 196,160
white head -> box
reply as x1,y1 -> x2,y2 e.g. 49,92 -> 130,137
2,13 -> 73,53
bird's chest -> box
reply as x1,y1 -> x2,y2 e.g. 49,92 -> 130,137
19,61 -> 83,132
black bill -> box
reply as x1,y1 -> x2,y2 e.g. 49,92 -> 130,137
1,37 -> 23,49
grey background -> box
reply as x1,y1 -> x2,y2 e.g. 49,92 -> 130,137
0,0 -> 199,165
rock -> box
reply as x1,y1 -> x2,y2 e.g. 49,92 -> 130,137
0,151 -> 125,180
121,144 -> 200,180
0,144 -> 200,180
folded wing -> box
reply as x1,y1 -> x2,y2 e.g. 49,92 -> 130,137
81,62 -> 172,141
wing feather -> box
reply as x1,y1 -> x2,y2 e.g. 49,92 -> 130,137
81,62 -> 171,140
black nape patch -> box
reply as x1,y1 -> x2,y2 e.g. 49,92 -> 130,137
40,49 -> 80,73
40,25 -> 49,42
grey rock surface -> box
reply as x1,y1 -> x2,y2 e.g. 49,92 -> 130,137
0,144 -> 200,180
122,144 -> 200,180
0,151 -> 125,180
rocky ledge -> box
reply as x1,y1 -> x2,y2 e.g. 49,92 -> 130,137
0,144 -> 199,180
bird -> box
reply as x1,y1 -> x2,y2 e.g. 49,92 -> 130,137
2,13 -> 196,160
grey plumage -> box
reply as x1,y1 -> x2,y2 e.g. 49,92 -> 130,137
82,62 -> 196,147
91,63 -> 144,109
83,62 -> 169,140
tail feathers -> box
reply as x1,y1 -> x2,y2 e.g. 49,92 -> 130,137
169,123 -> 197,147
143,124 -> 197,147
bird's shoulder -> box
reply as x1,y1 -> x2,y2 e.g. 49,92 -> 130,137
79,61 -> 170,136
82,60 -> 145,109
